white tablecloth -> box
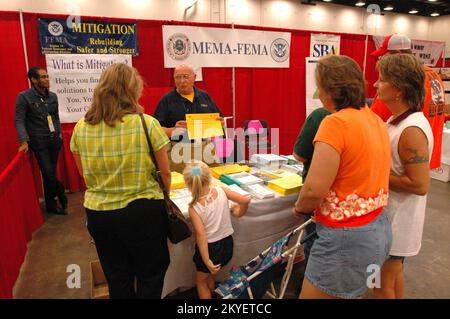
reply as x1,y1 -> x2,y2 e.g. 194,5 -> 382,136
161,193 -> 301,297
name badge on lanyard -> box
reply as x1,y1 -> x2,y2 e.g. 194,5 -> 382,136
42,97 -> 55,133
47,115 -> 55,133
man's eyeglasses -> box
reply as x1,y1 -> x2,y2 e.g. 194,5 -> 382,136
174,74 -> 192,81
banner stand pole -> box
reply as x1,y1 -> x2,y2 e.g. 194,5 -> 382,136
363,34 -> 368,77
231,22 -> 236,129
19,9 -> 31,88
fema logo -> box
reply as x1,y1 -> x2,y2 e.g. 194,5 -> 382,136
270,38 -> 289,63
48,21 -> 64,36
166,33 -> 191,61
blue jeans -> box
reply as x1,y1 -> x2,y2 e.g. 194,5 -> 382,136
29,134 -> 65,210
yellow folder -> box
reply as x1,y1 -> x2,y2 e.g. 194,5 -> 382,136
186,113 -> 223,140
210,164 -> 251,179
170,171 -> 186,190
267,175 -> 303,196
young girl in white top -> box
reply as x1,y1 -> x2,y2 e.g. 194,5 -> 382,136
183,161 -> 250,299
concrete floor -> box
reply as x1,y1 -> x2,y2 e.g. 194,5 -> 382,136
13,179 -> 450,299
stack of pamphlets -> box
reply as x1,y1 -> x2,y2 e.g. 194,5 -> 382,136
245,184 -> 276,199
229,172 -> 263,185
220,172 -> 263,186
280,164 -> 304,175
227,184 -> 251,198
250,154 -> 288,169
280,155 -> 300,165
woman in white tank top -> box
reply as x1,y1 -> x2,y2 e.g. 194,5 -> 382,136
373,54 -> 433,299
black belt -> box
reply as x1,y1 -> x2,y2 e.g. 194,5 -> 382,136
31,132 -> 59,138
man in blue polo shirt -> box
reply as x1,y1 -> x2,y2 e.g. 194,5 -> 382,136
154,64 -> 223,140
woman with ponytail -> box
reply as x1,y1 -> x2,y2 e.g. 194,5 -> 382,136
183,161 -> 250,299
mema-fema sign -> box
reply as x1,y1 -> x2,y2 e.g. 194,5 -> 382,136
163,25 -> 291,68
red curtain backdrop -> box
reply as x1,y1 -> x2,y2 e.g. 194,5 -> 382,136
0,151 -> 43,299
0,12 -> 29,172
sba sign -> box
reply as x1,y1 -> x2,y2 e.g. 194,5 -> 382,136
312,44 -> 339,57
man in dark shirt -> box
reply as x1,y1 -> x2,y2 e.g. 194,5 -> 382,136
15,67 -> 67,215
293,107 -> 330,266
154,64 -> 224,170
293,107 -> 331,181
154,64 -> 223,140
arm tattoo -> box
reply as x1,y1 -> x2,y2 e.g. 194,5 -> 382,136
402,148 -> 429,165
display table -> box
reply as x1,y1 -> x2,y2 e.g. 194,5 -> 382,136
161,192 -> 301,298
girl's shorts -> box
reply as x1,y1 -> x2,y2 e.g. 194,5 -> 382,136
193,235 -> 233,273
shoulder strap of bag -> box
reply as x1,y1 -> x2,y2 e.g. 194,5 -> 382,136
139,114 -> 170,200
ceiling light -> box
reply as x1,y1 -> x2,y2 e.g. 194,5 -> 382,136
355,1 -> 365,6
428,0 -> 437,2
408,9 -> 418,14
430,12 -> 440,17
323,0 -> 333,2
384,5 -> 394,11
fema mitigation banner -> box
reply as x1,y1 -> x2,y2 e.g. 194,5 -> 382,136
162,25 -> 291,68
38,18 -> 138,56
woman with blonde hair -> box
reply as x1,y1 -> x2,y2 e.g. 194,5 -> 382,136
293,55 -> 392,299
373,54 -> 433,299
70,63 -> 172,298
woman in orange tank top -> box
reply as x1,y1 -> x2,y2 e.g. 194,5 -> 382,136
293,55 -> 392,299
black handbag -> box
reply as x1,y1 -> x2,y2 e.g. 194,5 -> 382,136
140,114 -> 192,244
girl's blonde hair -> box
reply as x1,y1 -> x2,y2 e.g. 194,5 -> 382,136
183,161 -> 212,206
85,63 -> 144,127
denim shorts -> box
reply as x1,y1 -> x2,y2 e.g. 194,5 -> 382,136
305,211 -> 392,299
193,235 -> 233,273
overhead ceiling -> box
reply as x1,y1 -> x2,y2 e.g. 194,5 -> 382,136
308,0 -> 450,17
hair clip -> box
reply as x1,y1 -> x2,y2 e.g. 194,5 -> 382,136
190,166 -> 202,177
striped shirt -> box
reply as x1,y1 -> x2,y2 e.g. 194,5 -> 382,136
70,114 -> 169,211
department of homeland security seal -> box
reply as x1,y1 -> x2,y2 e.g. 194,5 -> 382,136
270,38 -> 289,63
48,21 -> 64,36
166,33 -> 191,61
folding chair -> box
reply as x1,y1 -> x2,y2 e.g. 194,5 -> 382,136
242,120 -> 277,159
